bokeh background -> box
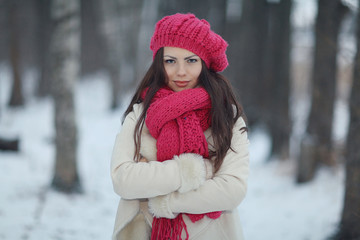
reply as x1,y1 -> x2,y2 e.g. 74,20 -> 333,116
0,0 -> 359,239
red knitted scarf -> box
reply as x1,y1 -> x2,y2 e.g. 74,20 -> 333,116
144,87 -> 222,240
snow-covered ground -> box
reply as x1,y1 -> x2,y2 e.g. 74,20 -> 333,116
0,63 -> 345,240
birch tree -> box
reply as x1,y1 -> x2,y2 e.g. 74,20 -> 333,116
50,0 -> 82,193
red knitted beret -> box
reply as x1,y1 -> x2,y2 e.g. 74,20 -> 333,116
150,13 -> 229,72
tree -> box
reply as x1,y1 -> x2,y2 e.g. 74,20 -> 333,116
206,0 -> 227,36
117,0 -> 143,90
7,0 -> 24,107
97,0 -> 122,109
158,0 -> 227,35
35,0 -> 52,97
262,0 -> 292,159
296,0 -> 348,183
97,0 -> 143,109
333,5 -> 360,238
134,0 -> 160,84
158,0 -> 207,19
50,0 -> 82,193
80,0 -> 106,75
233,0 -> 268,126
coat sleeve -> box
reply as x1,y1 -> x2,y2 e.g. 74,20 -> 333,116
111,104 -> 208,200
166,117 -> 250,214
111,104 -> 182,200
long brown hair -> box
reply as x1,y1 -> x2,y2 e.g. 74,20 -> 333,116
123,48 -> 246,172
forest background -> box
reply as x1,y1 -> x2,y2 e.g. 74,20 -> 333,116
0,0 -> 359,239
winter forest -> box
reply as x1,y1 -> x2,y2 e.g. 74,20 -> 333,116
0,0 -> 360,239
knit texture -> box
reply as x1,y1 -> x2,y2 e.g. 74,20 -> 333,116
150,13 -> 228,72
144,87 -> 222,240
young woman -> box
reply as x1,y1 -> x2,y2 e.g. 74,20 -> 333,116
111,13 -> 250,240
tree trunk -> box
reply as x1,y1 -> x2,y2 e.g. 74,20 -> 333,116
263,0 -> 292,160
118,0 -> 143,91
97,0 -> 121,109
334,4 -> 360,238
296,0 -> 348,183
8,0 -> 24,107
134,0 -> 160,85
235,0 -> 268,126
158,0 -> 227,35
223,1 -> 242,99
35,0 -> 52,97
158,0 -> 202,18
50,0 -> 82,193
207,0 -> 227,36
97,0 -> 143,109
80,0 -> 106,75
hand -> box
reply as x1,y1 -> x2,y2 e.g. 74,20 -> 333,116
148,194 -> 177,219
139,156 -> 149,163
174,153 -> 206,193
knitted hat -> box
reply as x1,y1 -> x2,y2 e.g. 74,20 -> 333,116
150,13 -> 229,72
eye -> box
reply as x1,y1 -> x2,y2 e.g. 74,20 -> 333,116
187,58 -> 198,63
164,59 -> 175,64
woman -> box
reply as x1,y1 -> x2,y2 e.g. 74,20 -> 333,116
111,13 -> 249,240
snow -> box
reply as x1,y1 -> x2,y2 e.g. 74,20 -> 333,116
292,0 -> 317,29
0,68 -> 121,240
240,127 -> 344,240
0,63 -> 345,240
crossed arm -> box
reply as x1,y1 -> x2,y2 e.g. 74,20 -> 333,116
111,105 -> 249,218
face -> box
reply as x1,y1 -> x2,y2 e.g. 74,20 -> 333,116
163,47 -> 202,92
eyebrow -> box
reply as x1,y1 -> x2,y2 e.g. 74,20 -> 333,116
164,54 -> 199,60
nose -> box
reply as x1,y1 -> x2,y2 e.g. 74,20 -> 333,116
176,62 -> 186,77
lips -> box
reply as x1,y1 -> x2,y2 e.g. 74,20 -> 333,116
174,81 -> 190,88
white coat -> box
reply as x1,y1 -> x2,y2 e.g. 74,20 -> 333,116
111,103 -> 250,240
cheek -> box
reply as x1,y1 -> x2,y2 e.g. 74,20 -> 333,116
164,66 -> 171,78
193,65 -> 202,80
196,69 -> 202,78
